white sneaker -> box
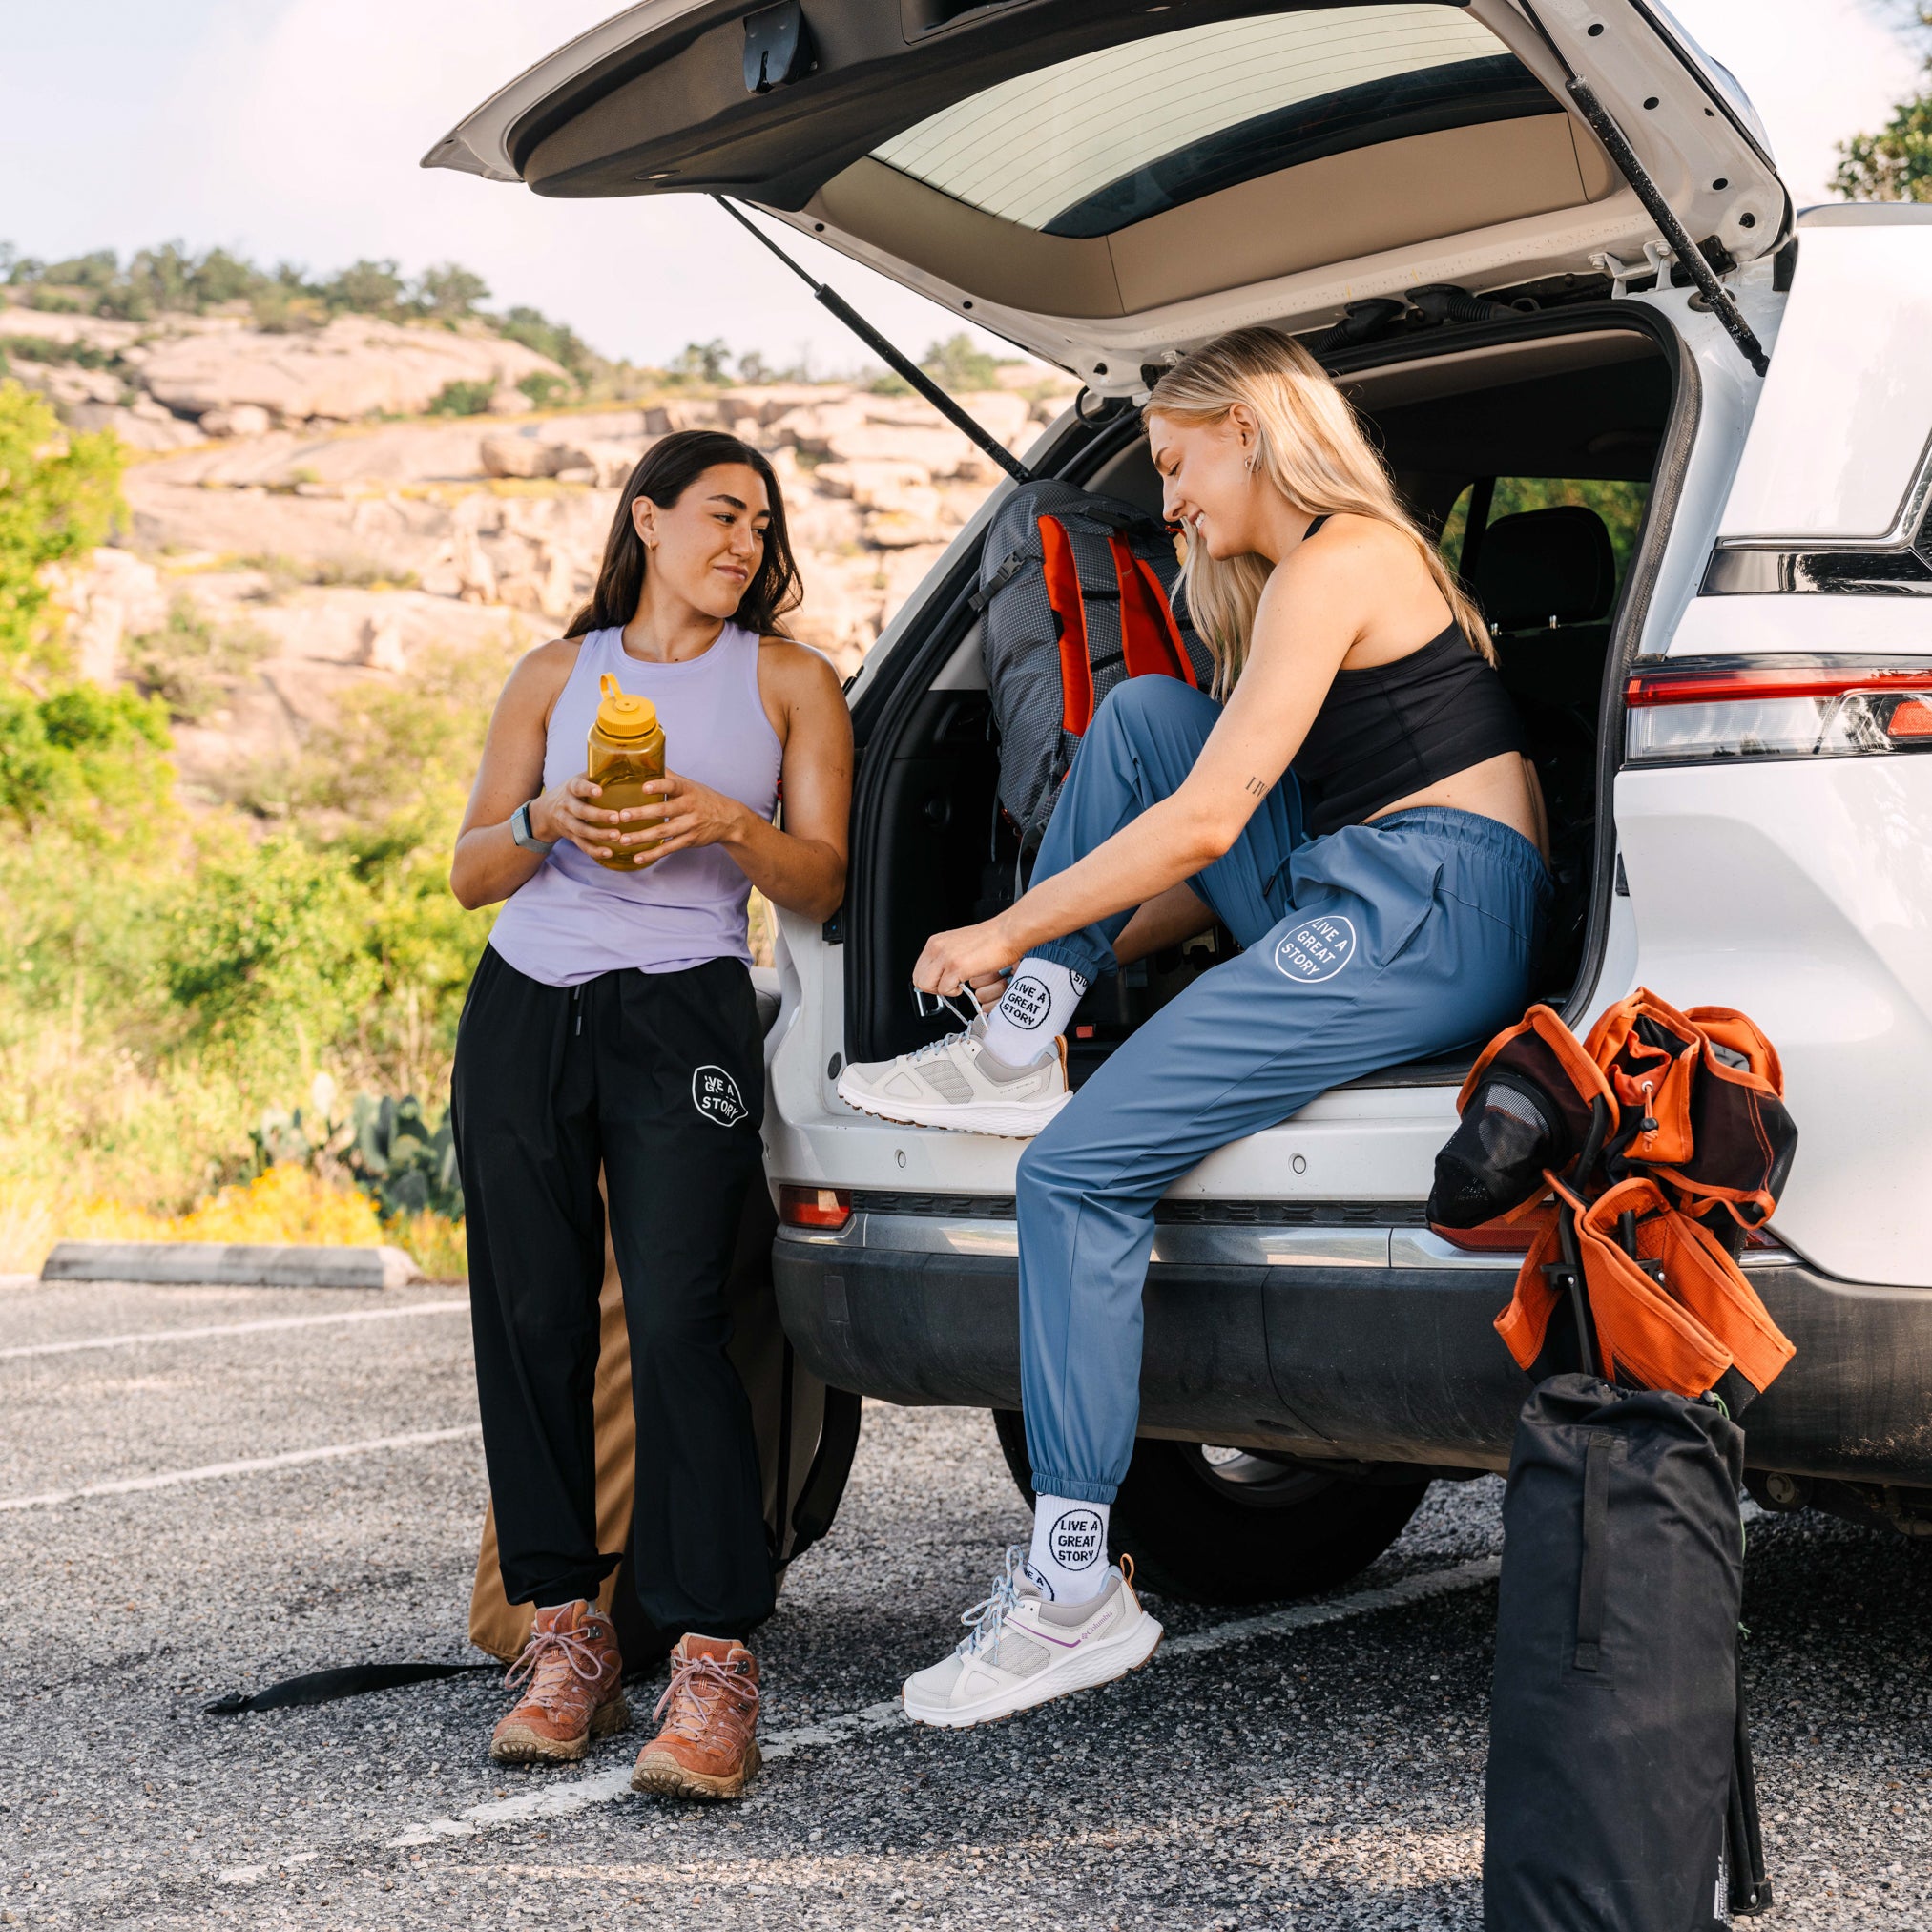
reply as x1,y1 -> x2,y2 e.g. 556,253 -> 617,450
837,1022 -> 1071,1138
902,1548 -> 1163,1729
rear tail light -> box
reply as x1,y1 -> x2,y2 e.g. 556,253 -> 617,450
779,1185 -> 852,1231
1626,665 -> 1932,765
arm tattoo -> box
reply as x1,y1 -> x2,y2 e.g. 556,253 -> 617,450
1244,775 -> 1267,799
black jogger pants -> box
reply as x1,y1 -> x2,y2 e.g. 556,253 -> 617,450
450,947 -> 776,1637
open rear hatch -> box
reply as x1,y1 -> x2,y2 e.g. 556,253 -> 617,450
426,0 -> 1789,382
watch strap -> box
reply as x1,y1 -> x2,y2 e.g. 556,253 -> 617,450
511,800 -> 557,854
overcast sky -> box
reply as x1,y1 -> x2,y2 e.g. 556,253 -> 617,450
3,1 -> 1923,372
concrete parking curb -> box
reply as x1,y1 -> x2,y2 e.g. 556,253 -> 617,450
40,1240 -> 424,1290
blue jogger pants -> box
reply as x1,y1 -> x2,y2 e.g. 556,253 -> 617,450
1017,676 -> 1551,1505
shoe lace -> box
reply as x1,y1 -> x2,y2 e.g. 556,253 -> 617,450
904,990 -> 984,1059
905,1028 -> 971,1066
957,1547 -> 1028,1659
653,1653 -> 758,1745
504,1619 -> 608,1714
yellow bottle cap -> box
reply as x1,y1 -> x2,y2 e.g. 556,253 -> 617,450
596,673 -> 658,741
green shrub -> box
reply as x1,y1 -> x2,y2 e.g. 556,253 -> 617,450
517,370 -> 570,409
0,381 -> 124,675
161,837 -> 382,1066
128,596 -> 274,722
0,335 -> 117,372
0,679 -> 171,835
426,378 -> 494,417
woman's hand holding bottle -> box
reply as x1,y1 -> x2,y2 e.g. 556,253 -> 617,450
530,774 -> 647,863
530,769 -> 758,868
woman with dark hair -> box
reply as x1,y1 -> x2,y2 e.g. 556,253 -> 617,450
448,429 -> 850,1799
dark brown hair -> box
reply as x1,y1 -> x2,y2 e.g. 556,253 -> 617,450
565,428 -> 802,638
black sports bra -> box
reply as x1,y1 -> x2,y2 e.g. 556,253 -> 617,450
1289,515 -> 1526,838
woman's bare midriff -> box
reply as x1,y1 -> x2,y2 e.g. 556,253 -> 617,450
1364,750 -> 1548,856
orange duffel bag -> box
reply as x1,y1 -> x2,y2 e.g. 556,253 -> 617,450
1430,987 -> 1798,1409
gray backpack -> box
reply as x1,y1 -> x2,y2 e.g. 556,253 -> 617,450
974,480 -> 1214,841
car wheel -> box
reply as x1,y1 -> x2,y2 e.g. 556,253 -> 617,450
990,1410 -> 1429,1608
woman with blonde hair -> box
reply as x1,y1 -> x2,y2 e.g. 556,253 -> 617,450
842,326 -> 1548,1725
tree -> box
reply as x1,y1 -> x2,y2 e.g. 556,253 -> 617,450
412,263 -> 490,320
672,339 -> 733,383
1834,8 -> 1932,200
921,333 -> 1001,392
494,305 -> 592,379
0,381 -> 124,676
318,259 -> 406,317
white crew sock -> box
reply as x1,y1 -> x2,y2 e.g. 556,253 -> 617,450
1025,1495 -> 1112,1605
981,957 -> 1088,1068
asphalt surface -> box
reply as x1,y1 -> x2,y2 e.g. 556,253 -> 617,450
3,1273 -> 1930,1929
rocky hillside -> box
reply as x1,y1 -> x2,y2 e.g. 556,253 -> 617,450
1,302 -> 573,451
19,294 -> 1074,799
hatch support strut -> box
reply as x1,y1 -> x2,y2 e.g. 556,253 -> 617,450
712,196 -> 1034,485
1565,81 -> 1770,378
1514,3 -> 1769,377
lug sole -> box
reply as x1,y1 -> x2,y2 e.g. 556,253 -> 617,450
903,1612 -> 1164,1730
630,1739 -> 762,1801
836,1082 -> 1070,1140
489,1693 -> 631,1764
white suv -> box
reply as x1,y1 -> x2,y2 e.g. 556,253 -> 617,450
436,1 -> 1932,1600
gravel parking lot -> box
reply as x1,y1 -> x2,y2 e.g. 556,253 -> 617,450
3,1273 -> 1929,1929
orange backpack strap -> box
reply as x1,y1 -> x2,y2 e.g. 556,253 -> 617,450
1491,1200 -> 1566,1374
1663,1205 -> 1796,1399
1038,516 -> 1095,736
1110,537 -> 1199,688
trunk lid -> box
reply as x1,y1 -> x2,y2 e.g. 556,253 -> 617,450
426,0 -> 1789,379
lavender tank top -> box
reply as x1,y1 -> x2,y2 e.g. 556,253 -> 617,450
488,624 -> 781,987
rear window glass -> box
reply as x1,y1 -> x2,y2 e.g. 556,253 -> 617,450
1442,479 -> 1652,592
871,4 -> 1555,238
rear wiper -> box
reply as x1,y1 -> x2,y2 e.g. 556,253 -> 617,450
1516,6 -> 1770,378
712,196 -> 1034,484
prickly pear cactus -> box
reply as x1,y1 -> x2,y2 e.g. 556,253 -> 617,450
346,1092 -> 463,1220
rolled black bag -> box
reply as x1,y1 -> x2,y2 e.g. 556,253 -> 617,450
1485,1374 -> 1753,1931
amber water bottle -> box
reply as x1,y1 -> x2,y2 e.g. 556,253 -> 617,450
585,673 -> 666,872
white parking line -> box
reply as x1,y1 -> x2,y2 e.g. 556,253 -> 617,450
0,1298 -> 469,1361
379,1553 -> 1502,1855
0,1424 -> 483,1512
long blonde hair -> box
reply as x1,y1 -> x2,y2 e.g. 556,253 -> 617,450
1147,326 -> 1490,694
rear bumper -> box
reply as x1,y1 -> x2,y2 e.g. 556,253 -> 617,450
774,1217 -> 1932,1482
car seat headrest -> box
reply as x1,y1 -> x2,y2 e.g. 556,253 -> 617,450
1470,506 -> 1616,633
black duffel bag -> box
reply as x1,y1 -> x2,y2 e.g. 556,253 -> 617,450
1485,1374 -> 1768,1929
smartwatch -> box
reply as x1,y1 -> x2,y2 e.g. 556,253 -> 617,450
510,800 -> 556,854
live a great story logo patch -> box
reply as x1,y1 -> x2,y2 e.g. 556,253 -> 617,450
692,1065 -> 749,1128
1273,913 -> 1356,984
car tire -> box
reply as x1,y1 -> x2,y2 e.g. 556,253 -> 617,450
989,1410 -> 1429,1608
